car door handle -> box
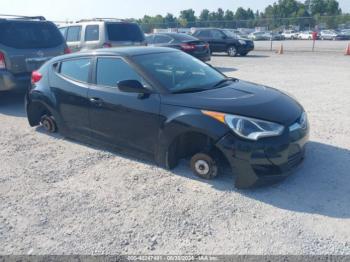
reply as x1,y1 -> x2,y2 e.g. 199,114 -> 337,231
90,97 -> 104,106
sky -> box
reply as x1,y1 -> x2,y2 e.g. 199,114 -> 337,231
1,0 -> 350,21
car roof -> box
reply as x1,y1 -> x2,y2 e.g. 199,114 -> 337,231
59,20 -> 138,27
52,47 -> 179,61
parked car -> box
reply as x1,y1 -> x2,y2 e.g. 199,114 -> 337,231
26,47 -> 309,188
320,30 -> 348,40
341,29 -> 350,40
248,31 -> 271,41
298,31 -> 314,40
269,32 -> 285,41
0,15 -> 69,92
192,28 -> 254,57
145,33 -> 210,62
59,18 -> 146,52
282,30 -> 299,40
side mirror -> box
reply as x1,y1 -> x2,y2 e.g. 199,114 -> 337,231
117,80 -> 150,94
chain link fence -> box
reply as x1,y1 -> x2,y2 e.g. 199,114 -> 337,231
139,15 -> 350,33
139,15 -> 350,53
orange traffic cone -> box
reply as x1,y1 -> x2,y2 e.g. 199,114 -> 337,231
277,43 -> 284,55
345,43 -> 350,56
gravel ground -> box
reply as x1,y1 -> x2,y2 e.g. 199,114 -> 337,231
0,50 -> 350,255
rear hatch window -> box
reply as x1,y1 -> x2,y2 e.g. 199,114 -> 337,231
106,23 -> 145,42
0,21 -> 64,49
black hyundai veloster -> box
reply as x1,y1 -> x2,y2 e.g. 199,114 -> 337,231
26,47 -> 309,188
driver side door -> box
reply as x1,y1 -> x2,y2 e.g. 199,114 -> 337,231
88,56 -> 161,157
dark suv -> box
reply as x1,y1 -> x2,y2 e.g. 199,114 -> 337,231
192,28 -> 254,57
0,15 -> 69,92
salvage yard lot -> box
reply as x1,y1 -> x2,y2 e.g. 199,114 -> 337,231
1,50 -> 350,255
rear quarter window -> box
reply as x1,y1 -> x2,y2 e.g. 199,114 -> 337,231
0,21 -> 64,49
59,58 -> 91,83
106,23 -> 145,42
85,25 -> 99,41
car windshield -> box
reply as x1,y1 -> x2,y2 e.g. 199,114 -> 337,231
107,23 -> 145,42
0,21 -> 63,49
133,51 -> 226,93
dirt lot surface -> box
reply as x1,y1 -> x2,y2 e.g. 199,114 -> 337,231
1,50 -> 350,255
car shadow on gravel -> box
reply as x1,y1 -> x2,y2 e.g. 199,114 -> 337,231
34,125 -> 350,218
205,141 -> 350,219
0,91 -> 26,117
212,53 -> 270,58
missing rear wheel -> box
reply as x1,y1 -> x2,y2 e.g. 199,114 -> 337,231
40,115 -> 57,133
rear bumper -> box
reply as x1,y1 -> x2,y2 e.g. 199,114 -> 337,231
216,122 -> 310,189
0,71 -> 31,92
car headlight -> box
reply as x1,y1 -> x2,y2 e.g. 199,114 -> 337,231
202,111 -> 285,141
238,40 -> 246,45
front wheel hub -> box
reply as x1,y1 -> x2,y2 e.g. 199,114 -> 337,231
195,160 -> 210,175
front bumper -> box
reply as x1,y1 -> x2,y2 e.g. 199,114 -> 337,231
0,71 -> 31,92
216,121 -> 309,189
237,43 -> 254,54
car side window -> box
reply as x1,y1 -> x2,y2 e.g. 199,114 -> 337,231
153,35 -> 172,44
96,57 -> 147,88
59,27 -> 68,39
196,30 -> 210,37
85,25 -> 99,41
66,26 -> 82,42
59,58 -> 91,83
211,30 -> 224,39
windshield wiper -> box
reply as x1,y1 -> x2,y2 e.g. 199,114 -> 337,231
213,77 -> 237,88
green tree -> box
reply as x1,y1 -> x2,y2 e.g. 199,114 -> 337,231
179,9 -> 196,26
199,9 -> 210,21
164,13 -> 177,27
305,0 -> 341,15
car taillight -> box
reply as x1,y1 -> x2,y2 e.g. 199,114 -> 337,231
64,47 -> 71,54
205,43 -> 209,49
181,43 -> 196,51
31,71 -> 42,84
0,52 -> 6,69
103,42 -> 112,48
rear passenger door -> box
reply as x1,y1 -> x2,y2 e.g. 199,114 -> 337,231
83,25 -> 100,50
88,56 -> 161,156
50,57 -> 92,137
66,26 -> 82,52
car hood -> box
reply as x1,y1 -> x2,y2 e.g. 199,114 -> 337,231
161,80 -> 303,125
